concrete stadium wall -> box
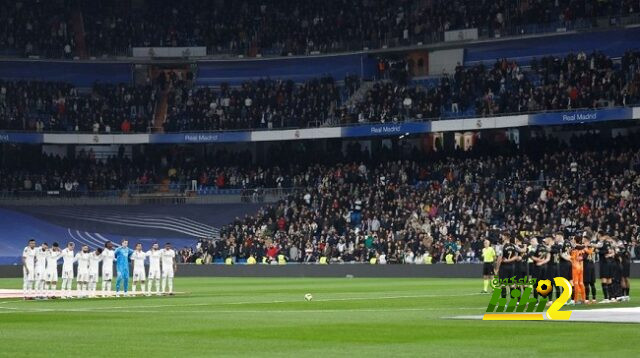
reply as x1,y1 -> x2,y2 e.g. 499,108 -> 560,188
1,264 -> 639,279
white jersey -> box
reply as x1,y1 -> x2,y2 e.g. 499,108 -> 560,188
75,252 -> 91,274
147,250 -> 162,272
88,253 -> 102,275
60,248 -> 75,270
35,247 -> 48,273
46,250 -> 61,269
161,249 -> 176,272
101,248 -> 115,275
22,246 -> 36,269
45,250 -> 61,281
131,251 -> 147,272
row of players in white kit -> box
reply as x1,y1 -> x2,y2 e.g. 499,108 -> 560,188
22,239 -> 177,299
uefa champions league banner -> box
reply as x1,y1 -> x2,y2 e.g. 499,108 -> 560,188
340,122 -> 431,138
528,107 -> 633,126
149,131 -> 252,143
0,132 -> 43,144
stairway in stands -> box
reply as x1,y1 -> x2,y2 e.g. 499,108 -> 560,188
70,5 -> 87,59
343,80 -> 376,108
153,87 -> 170,133
151,68 -> 193,133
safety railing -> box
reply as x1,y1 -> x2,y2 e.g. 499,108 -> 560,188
2,103 -> 639,136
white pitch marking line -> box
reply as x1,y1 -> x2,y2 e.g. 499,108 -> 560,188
225,292 -> 482,305
0,292 -> 480,311
0,292 -> 485,313
0,306 -> 487,314
157,307 -> 488,314
231,291 -> 473,302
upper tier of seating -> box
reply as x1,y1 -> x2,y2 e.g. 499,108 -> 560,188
2,50 -> 640,133
1,0 -> 636,58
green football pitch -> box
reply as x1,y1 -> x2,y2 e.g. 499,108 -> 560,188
1,277 -> 639,357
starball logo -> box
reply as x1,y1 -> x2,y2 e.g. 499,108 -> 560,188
483,277 -> 572,321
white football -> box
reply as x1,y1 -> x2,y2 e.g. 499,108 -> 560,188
304,293 -> 313,301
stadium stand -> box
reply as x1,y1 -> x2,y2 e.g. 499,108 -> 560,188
4,4 -> 640,354
0,0 -> 76,58
163,76 -> 344,131
207,132 -> 640,264
0,79 -> 159,132
1,131 -> 639,264
1,1 -> 640,269
2,0 -> 638,58
2,50 -> 640,132
0,145 -> 259,193
349,50 -> 640,123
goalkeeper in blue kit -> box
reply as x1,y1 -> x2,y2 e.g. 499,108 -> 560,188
114,239 -> 134,297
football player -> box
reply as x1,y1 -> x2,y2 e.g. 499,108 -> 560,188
161,243 -> 177,295
146,243 -> 162,296
74,245 -> 91,298
45,243 -> 62,298
131,243 -> 147,294
22,239 -> 37,299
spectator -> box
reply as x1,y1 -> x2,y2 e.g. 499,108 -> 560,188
2,0 -> 638,58
121,119 -> 131,133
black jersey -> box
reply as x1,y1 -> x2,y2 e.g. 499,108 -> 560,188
534,244 -> 549,265
598,240 -> 611,263
516,244 -> 528,276
585,239 -> 598,264
560,241 -> 573,263
558,240 -> 573,280
501,243 -> 518,265
515,245 -> 526,262
617,244 -> 630,263
604,241 -> 617,263
550,243 -> 563,265
618,243 -> 632,277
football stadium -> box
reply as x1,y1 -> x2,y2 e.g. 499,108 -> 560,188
1,0 -> 640,356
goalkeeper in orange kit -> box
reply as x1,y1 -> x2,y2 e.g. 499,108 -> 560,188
570,237 -> 589,304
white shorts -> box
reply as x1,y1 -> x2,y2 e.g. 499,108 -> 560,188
23,267 -> 35,281
35,269 -> 46,281
88,271 -> 99,282
103,271 -> 113,281
61,268 -> 74,279
45,269 -> 58,282
162,269 -> 174,279
132,269 -> 146,281
77,271 -> 89,282
148,268 -> 161,280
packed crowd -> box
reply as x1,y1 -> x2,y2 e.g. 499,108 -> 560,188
0,143 -> 302,193
0,79 -> 158,133
164,76 -> 342,131
342,50 -> 640,124
6,130 -> 636,264
0,146 -> 141,193
2,0 -> 637,58
2,50 -> 640,132
198,133 -> 640,264
0,0 -> 75,58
